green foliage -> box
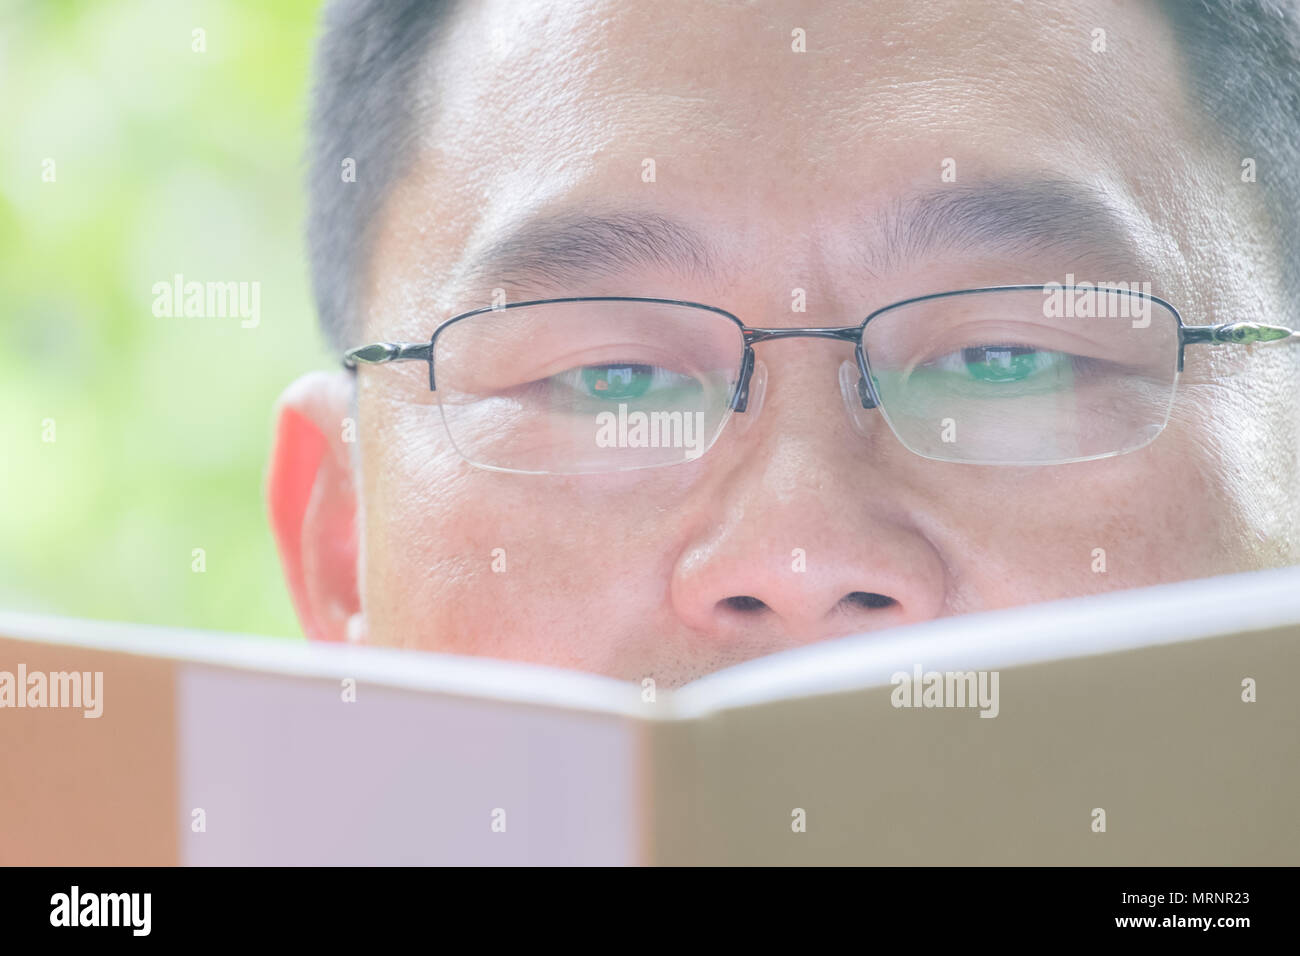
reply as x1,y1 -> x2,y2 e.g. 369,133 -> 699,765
0,0 -> 329,637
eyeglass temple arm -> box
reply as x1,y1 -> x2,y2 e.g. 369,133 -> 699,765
341,342 -> 432,370
1181,322 -> 1300,347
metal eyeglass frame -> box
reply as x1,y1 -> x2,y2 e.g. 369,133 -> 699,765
342,285 -> 1300,419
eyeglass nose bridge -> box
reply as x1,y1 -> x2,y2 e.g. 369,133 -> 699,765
732,327 -> 881,412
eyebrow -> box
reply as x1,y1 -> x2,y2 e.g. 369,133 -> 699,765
866,179 -> 1145,279
463,210 -> 714,293
461,179 -> 1146,294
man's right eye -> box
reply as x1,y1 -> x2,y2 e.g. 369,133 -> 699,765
548,363 -> 700,404
573,363 -> 656,400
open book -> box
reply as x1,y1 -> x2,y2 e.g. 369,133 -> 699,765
2,565 -> 1298,865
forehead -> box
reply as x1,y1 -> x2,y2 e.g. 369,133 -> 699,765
368,0 -> 1208,323
422,0 -> 1189,171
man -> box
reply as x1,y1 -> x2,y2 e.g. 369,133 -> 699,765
268,0 -> 1300,686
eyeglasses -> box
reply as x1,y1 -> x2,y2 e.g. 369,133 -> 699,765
343,285 -> 1299,474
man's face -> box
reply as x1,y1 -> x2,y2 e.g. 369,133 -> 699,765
276,0 -> 1298,685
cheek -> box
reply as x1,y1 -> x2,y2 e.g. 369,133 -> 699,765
359,426 -> 484,651
1160,379 -> 1298,567
921,426 -> 1247,611
359,405 -> 690,659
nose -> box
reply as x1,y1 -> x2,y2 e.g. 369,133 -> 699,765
669,417 -> 947,646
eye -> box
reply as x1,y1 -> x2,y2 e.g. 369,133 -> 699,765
926,345 -> 1070,384
572,363 -> 655,400
550,362 -> 702,404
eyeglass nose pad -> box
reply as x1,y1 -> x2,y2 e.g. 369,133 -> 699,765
838,359 -> 876,437
733,358 -> 767,427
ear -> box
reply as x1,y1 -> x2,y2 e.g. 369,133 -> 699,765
266,371 -> 363,643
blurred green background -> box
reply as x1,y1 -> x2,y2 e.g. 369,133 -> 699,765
0,0 -> 329,637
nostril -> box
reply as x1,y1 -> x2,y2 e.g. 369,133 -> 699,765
722,595 -> 768,613
843,591 -> 895,609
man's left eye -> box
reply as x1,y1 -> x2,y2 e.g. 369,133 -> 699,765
929,345 -> 1068,383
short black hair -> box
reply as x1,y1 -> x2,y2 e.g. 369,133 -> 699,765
1158,0 -> 1300,295
307,0 -> 446,352
306,0 -> 1300,351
